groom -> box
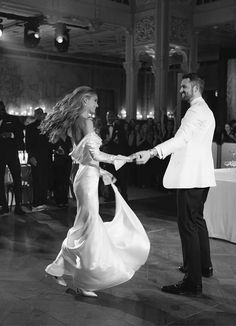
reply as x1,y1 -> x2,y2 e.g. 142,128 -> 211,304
135,73 -> 215,296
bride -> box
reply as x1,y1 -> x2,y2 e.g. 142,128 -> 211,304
40,86 -> 150,297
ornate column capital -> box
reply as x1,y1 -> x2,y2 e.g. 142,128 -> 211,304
135,16 -> 155,46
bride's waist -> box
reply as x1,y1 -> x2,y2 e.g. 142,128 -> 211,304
80,161 -> 99,168
78,162 -> 100,174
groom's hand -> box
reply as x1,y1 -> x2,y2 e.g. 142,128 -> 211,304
135,151 -> 151,164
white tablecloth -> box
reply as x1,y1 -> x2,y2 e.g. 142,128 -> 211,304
220,143 -> 236,168
204,168 -> 236,243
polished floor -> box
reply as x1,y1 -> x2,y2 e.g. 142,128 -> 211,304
0,187 -> 236,326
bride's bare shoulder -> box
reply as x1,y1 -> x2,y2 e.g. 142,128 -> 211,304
71,116 -> 94,144
79,116 -> 94,135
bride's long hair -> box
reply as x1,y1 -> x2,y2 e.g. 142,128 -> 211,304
40,86 -> 97,143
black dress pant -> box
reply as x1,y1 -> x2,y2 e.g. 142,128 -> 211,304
0,151 -> 22,208
52,158 -> 72,205
177,187 -> 212,285
31,159 -> 51,207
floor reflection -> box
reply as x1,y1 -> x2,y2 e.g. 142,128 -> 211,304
0,191 -> 235,326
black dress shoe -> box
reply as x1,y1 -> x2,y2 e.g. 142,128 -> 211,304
14,207 -> 26,215
0,207 -> 9,215
161,280 -> 202,296
178,265 -> 188,273
202,266 -> 213,278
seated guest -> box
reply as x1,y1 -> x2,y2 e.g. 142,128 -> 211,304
221,123 -> 236,143
0,101 -> 26,215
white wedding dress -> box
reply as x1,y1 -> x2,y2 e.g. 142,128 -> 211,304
45,131 -> 150,291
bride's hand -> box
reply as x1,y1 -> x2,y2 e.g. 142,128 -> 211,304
101,170 -> 117,185
116,155 -> 133,162
103,173 -> 116,185
128,153 -> 138,161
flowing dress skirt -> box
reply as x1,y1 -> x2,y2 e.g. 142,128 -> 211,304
45,164 -> 150,291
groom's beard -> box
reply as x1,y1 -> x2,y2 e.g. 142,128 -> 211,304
181,92 -> 192,103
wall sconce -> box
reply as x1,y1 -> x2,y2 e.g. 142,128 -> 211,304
136,111 -> 143,120
147,111 -> 154,119
24,21 -> 40,48
54,23 -> 70,52
119,108 -> 127,119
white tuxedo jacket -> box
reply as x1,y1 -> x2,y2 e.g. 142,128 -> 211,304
155,97 -> 216,189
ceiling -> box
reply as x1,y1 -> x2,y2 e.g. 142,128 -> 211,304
0,1 -> 236,64
197,22 -> 236,60
0,1 -> 128,64
0,17 -> 127,64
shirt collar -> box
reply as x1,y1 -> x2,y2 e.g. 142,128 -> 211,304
190,96 -> 203,106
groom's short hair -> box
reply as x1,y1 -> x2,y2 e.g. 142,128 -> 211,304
182,73 -> 205,94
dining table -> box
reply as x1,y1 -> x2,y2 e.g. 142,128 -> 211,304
204,168 -> 236,243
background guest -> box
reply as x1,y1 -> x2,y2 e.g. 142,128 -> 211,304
52,135 -> 72,207
25,107 -> 53,211
221,122 -> 236,143
100,111 -> 129,201
0,101 -> 26,215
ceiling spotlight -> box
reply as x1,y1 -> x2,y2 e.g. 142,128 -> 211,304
0,19 -> 3,38
0,24 -> 3,38
54,23 -> 70,52
24,21 -> 40,48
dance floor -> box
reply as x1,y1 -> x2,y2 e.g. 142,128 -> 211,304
0,187 -> 236,326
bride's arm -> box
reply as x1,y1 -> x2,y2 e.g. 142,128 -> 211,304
89,141 -> 130,164
81,119 -> 131,164
91,150 -> 128,164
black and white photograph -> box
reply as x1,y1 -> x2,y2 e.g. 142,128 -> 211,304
0,0 -> 235,325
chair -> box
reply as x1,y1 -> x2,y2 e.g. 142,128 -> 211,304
6,164 -> 32,209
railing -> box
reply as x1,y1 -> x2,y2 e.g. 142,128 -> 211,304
196,0 -> 218,5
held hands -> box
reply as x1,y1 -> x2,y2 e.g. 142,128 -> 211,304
112,155 -> 134,171
133,151 -> 151,165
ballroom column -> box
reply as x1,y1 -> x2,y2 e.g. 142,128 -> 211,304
123,29 -> 141,120
189,31 -> 199,72
152,0 -> 169,123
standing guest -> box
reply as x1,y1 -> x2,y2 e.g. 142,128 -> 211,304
100,111 -> 129,201
127,119 -> 138,186
152,121 -> 164,189
128,119 -> 137,154
0,101 -> 26,215
40,86 -> 150,297
136,122 -> 153,188
25,107 -> 53,211
135,73 -> 215,296
52,135 -> 72,207
123,120 -> 130,143
159,116 -> 176,191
